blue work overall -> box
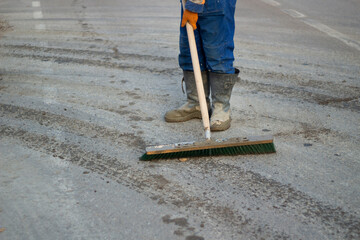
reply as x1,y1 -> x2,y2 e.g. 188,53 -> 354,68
179,0 -> 237,74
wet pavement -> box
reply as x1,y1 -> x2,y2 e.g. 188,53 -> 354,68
0,0 -> 359,239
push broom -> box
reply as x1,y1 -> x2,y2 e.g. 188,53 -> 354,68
140,1 -> 275,160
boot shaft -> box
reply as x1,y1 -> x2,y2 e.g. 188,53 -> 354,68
209,69 -> 239,112
183,70 -> 210,104
164,71 -> 210,122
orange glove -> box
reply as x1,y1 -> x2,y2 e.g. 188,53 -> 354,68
181,9 -> 198,30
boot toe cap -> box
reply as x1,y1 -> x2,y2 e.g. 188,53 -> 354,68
210,119 -> 231,131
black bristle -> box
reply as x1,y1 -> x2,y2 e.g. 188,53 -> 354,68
140,142 -> 276,161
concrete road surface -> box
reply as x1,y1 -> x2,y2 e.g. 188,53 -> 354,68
0,0 -> 359,239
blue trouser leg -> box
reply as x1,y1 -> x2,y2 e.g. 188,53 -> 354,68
178,0 -> 237,74
178,6 -> 207,72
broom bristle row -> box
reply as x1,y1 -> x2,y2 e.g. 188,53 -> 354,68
140,142 -> 276,161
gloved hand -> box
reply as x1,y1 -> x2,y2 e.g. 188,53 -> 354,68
181,9 -> 198,30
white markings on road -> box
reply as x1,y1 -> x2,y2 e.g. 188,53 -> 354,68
31,1 -> 46,31
258,0 -> 360,52
32,1 -> 41,7
282,9 -> 306,18
303,19 -> 360,52
33,11 -> 43,19
261,0 -> 281,7
35,24 -> 46,30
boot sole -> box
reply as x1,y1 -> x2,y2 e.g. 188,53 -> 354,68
165,111 -> 202,123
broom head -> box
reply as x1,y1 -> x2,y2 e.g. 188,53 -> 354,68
140,135 -> 276,161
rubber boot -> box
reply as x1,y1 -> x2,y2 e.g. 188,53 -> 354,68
165,71 -> 210,122
209,69 -> 239,131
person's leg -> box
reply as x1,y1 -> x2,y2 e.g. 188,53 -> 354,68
197,0 -> 236,74
208,69 -> 239,131
178,5 -> 207,72
198,0 -> 239,131
165,5 -> 210,123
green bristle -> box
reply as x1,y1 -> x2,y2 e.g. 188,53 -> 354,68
140,142 -> 276,161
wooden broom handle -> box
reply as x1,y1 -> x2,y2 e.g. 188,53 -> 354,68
182,0 -> 211,140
